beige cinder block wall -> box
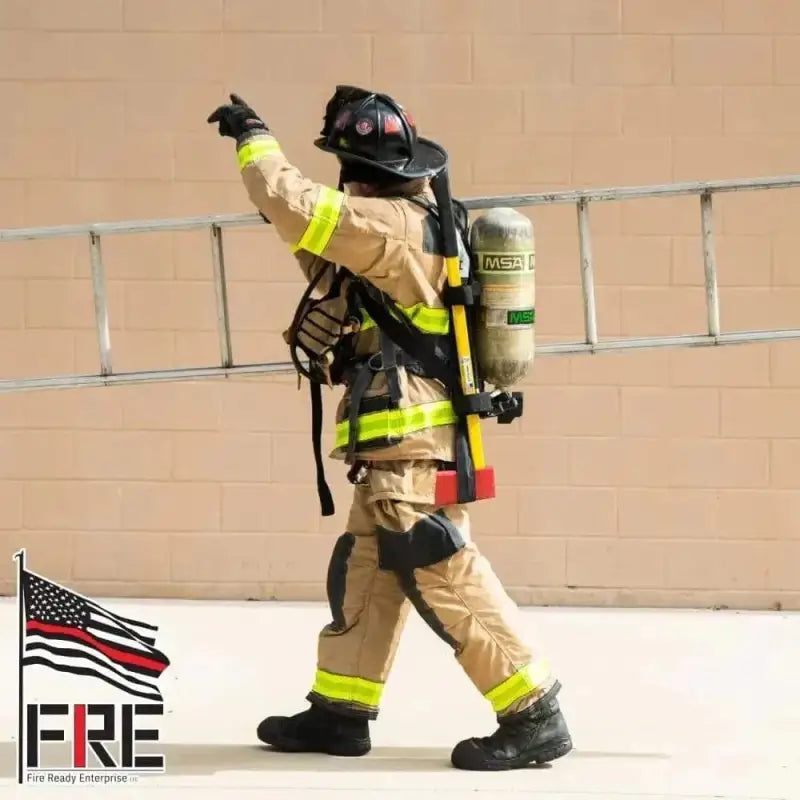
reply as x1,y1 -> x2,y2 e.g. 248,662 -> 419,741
1,0 -> 799,610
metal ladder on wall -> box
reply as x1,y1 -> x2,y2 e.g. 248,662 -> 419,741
2,174 -> 800,394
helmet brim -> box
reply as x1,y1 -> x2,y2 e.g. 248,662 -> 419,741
314,136 -> 448,180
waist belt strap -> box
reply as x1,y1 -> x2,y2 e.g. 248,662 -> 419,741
310,380 -> 335,517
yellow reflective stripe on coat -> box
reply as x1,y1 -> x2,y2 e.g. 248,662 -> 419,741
237,137 -> 281,170
485,660 -> 551,714
291,186 -> 345,257
311,669 -> 383,707
334,400 -> 457,449
360,303 -> 450,335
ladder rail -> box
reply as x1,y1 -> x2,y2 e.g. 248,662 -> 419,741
466,173 -> 800,210
1,328 -> 800,395
4,173 -> 800,243
1,172 -> 800,395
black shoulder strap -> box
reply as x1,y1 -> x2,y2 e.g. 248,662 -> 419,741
405,195 -> 472,257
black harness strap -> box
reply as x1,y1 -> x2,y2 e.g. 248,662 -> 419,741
342,347 -> 434,465
348,278 -> 455,387
379,329 -> 402,405
288,190 -> 480,517
310,380 -> 335,516
345,356 -> 376,465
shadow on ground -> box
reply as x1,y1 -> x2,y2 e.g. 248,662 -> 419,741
0,742 -> 670,777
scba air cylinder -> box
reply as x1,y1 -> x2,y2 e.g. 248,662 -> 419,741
470,208 -> 536,390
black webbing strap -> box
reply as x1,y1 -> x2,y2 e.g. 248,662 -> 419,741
345,359 -> 375,465
348,264 -> 485,505
310,380 -> 335,517
299,189 -> 476,516
350,279 -> 454,386
454,416 -> 475,504
379,329 -> 402,404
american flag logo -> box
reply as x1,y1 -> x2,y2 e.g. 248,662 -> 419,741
20,568 -> 171,702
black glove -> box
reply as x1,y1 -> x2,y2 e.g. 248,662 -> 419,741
207,93 -> 269,141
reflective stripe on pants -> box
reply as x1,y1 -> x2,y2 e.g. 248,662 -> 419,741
484,659 -> 552,714
311,668 -> 384,709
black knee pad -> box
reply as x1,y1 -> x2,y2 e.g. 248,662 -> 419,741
376,510 -> 465,572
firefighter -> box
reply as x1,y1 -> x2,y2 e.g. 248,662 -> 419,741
207,88 -> 572,771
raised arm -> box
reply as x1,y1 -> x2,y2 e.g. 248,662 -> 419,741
208,94 -> 407,290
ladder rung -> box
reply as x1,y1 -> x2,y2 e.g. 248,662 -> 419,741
576,199 -> 599,346
210,224 -> 233,369
89,232 -> 112,377
700,192 -> 721,339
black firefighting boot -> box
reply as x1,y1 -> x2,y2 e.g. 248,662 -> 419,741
450,682 -> 572,771
256,702 -> 371,757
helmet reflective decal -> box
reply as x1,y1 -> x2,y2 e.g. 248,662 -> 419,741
384,114 -> 402,134
355,118 -> 374,135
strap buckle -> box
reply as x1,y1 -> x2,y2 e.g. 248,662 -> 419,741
452,390 -> 524,423
347,460 -> 369,485
491,391 -> 524,424
442,282 -> 481,307
366,351 -> 384,372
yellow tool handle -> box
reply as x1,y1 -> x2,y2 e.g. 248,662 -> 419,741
445,255 -> 486,470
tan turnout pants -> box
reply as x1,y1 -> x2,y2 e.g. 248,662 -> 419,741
306,460 -> 556,721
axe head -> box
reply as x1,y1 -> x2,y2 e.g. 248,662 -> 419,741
434,466 -> 496,507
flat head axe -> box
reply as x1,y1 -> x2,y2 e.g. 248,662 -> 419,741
430,168 -> 496,508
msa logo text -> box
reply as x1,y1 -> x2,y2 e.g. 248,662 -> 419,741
479,253 -> 534,272
507,309 -> 535,326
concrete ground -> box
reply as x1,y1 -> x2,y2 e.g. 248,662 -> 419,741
0,596 -> 797,799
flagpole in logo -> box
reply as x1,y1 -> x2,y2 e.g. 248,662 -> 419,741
13,548 -> 172,784
14,548 -> 26,786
